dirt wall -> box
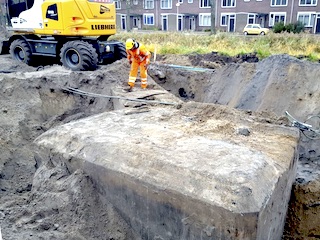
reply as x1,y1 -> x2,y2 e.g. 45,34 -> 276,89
150,53 -> 320,239
0,52 -> 319,239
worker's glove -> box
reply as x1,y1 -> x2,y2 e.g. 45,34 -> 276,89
129,60 -> 132,64
144,60 -> 150,69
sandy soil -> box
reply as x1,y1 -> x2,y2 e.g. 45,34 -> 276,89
152,53 -> 320,240
0,48 -> 319,239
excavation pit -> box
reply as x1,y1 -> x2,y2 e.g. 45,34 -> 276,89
0,53 -> 319,239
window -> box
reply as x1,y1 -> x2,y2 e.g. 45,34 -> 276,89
188,0 -> 193,3
114,0 -> 121,9
221,13 -> 235,26
178,0 -> 183,3
248,13 -> 255,24
144,0 -> 154,9
46,4 -> 58,21
271,0 -> 287,6
221,14 -> 227,26
161,0 -> 172,8
143,14 -> 154,25
269,12 -> 286,26
200,0 -> 210,7
222,0 -> 236,7
297,12 -> 315,27
162,14 -> 168,30
299,0 -> 317,6
199,13 -> 211,26
120,15 -> 126,30
133,0 -> 138,5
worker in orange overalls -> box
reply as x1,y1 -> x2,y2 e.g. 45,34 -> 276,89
125,38 -> 151,90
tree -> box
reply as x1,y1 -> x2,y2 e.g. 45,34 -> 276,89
125,0 -> 131,31
210,0 -> 216,34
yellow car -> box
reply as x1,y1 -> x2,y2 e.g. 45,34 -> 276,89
243,24 -> 270,35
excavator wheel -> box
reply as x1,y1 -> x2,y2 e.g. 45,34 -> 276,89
60,40 -> 98,71
115,43 -> 127,60
9,39 -> 32,65
101,41 -> 127,65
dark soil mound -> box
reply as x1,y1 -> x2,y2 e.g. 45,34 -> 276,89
189,52 -> 259,68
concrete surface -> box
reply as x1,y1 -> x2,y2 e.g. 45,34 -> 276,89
34,102 -> 299,240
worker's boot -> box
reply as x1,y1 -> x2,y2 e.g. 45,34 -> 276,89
141,84 -> 147,89
127,82 -> 134,92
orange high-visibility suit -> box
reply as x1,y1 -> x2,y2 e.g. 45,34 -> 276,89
126,42 -> 151,89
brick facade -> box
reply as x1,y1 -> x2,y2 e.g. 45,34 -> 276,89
115,0 -> 320,33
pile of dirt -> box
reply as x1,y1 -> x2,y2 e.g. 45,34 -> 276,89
0,59 -> 141,239
156,52 -> 259,69
0,52 -> 319,239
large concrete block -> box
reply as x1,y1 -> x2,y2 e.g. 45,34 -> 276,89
34,103 -> 299,240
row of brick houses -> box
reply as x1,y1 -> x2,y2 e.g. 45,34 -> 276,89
1,0 -> 319,33
115,0 -> 320,33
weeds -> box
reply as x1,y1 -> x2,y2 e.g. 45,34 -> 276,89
110,31 -> 320,61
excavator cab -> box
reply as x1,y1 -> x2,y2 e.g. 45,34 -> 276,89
6,0 -> 34,19
10,0 -> 43,29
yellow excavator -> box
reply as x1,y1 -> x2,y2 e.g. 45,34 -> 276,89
1,0 -> 126,70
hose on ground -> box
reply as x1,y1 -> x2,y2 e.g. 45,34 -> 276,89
62,86 -> 179,106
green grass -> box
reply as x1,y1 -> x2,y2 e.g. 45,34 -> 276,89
109,31 -> 320,61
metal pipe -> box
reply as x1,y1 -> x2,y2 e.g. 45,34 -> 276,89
62,87 -> 179,106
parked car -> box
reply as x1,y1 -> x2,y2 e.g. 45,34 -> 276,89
243,24 -> 270,35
